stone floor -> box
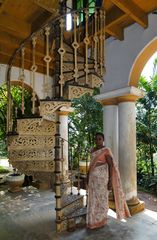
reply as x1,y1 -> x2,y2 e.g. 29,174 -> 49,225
0,183 -> 157,240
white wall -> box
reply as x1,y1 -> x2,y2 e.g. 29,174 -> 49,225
103,13 -> 157,93
0,64 -> 53,99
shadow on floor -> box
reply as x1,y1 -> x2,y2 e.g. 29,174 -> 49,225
0,184 -> 157,240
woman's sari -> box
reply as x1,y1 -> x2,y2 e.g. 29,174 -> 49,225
86,147 -> 130,229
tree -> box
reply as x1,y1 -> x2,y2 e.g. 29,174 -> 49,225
0,84 -> 33,157
68,89 -> 103,167
137,59 -> 157,181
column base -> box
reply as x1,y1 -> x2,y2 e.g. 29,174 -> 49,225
109,192 -> 145,215
109,191 -> 115,210
127,197 -> 145,215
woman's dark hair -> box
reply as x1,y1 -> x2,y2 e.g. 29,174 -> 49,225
95,132 -> 104,140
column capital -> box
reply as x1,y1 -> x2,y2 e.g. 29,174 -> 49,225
58,106 -> 74,116
94,86 -> 145,105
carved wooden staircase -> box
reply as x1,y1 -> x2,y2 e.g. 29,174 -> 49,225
7,117 -> 56,187
6,5 -> 105,232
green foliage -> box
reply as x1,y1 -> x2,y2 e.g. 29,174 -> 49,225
137,58 -> 157,191
138,174 -> 157,193
68,89 -> 103,168
0,84 -> 33,157
0,166 -> 10,174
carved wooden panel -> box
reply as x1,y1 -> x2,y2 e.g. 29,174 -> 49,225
90,74 -> 103,88
40,101 -> 71,117
67,85 -> 93,99
9,148 -> 54,161
10,160 -> 54,173
8,135 -> 55,150
17,118 -> 56,135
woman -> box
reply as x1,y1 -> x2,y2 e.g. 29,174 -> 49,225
86,132 -> 130,229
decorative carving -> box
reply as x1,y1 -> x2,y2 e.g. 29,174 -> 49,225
67,85 -> 93,99
9,148 -> 54,161
17,118 -> 56,135
89,74 -> 103,88
40,101 -> 71,117
10,160 -> 54,173
7,135 -> 55,150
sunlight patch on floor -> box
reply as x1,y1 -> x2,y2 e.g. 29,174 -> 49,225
144,209 -> 157,221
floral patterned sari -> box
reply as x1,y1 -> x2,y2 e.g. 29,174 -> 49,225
86,147 -> 130,229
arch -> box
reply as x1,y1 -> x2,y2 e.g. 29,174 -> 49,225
10,80 -> 40,105
129,37 -> 157,87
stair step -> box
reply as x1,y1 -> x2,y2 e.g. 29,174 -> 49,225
7,135 -> 55,150
10,160 -> 54,174
9,148 -> 54,161
17,118 -> 56,135
61,194 -> 84,218
59,62 -> 94,73
66,206 -> 87,219
60,207 -> 86,232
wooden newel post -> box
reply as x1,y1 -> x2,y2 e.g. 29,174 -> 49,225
54,111 -> 62,232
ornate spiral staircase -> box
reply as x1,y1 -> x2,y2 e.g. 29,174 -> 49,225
6,2 -> 105,232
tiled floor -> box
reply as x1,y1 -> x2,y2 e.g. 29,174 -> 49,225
0,184 -> 157,240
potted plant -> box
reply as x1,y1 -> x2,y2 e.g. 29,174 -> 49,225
6,168 -> 25,192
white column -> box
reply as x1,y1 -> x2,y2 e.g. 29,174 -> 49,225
95,87 -> 145,203
59,106 -> 73,182
103,105 -> 118,161
59,113 -> 69,180
118,101 -> 137,200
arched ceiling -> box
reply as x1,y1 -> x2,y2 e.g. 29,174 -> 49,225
0,0 -> 157,73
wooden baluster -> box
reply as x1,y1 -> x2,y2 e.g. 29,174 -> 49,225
43,27 -> 52,98
97,10 -> 100,69
103,10 -> 106,74
100,9 -> 104,76
94,10 -> 98,72
31,37 -> 37,114
91,14 -> 94,59
84,9 -> 90,85
58,18 -> 66,98
72,13 -> 79,84
18,47 -> 25,115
